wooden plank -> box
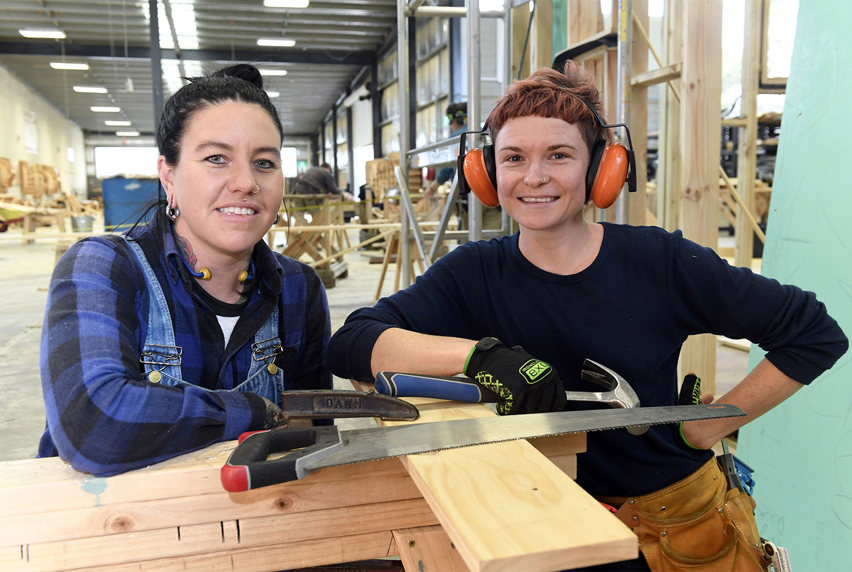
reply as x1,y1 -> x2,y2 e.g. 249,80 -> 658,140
629,0 -> 650,226
351,380 -> 633,570
630,62 -> 682,88
677,0 -> 723,394
528,433 -> 586,478
0,445 -> 419,546
734,0 -> 761,267
236,498 -> 436,547
224,530 -> 397,572
511,3 -> 530,81
0,441 -> 408,515
402,441 -> 637,571
533,0 -> 553,69
1,500 -> 435,571
0,463 -> 422,547
394,525 -> 468,571
13,531 -> 398,572
659,0 -> 683,231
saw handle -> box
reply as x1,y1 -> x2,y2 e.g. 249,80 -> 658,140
375,371 -> 499,403
221,426 -> 341,492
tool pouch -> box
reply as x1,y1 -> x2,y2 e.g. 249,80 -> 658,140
601,457 -> 771,571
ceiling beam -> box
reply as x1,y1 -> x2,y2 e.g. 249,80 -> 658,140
0,41 -> 374,66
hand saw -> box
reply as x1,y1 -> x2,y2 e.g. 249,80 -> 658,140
221,403 -> 744,491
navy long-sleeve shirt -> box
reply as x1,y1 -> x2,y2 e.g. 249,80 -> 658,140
327,224 -> 847,496
39,209 -> 332,475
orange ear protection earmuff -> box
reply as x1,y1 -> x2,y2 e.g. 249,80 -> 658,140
458,96 -> 637,209
459,143 -> 499,207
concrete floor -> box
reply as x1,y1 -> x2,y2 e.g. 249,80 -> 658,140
0,223 -> 749,463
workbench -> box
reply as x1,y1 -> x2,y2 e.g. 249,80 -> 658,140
269,194 -> 351,288
0,395 -> 637,571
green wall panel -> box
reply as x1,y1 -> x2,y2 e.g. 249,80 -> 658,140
736,1 -> 852,569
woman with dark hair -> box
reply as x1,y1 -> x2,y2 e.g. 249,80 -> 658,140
38,64 -> 332,476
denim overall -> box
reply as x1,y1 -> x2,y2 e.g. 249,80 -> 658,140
125,238 -> 284,404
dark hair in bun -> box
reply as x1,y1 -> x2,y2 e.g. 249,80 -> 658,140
157,63 -> 283,164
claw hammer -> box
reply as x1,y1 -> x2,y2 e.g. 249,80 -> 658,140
375,358 -> 648,434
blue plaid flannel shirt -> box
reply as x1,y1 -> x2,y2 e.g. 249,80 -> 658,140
38,209 -> 332,475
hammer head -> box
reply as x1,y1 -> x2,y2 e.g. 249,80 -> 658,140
580,359 -> 641,408
580,359 -> 647,435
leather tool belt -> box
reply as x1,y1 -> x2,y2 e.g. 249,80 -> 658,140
599,457 -> 772,571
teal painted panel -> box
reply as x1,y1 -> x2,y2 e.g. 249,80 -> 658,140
736,1 -> 852,570
553,0 -> 568,57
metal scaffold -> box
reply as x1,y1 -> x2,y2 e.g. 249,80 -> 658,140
392,0 -> 513,288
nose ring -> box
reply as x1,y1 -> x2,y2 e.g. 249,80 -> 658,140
251,184 -> 260,194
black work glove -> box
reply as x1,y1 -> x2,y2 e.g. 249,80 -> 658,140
464,337 -> 567,415
678,373 -> 704,449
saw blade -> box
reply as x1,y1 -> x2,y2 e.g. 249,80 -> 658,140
303,403 -> 744,473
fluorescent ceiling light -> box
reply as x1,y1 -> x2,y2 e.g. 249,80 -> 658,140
73,86 -> 108,94
116,131 -> 140,137
50,62 -> 89,71
147,3 -> 199,50
257,38 -> 296,47
91,106 -> 121,113
258,69 -> 288,76
264,0 -> 310,7
19,29 -> 66,39
105,120 -> 132,126
266,91 -> 280,98
162,60 -> 204,96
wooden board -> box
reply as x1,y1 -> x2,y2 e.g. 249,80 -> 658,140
403,441 -> 636,571
355,381 -> 637,571
0,443 -> 431,571
677,0 -> 723,395
394,525 -> 468,571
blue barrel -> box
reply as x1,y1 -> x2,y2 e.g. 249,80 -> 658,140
102,177 -> 160,231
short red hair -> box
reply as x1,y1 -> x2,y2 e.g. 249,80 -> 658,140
486,61 -> 612,153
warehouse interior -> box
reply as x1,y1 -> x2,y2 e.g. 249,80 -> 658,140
1,0 -> 850,570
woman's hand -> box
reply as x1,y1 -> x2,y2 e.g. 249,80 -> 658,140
679,392 -> 718,449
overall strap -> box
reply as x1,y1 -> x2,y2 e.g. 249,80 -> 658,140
123,237 -> 183,382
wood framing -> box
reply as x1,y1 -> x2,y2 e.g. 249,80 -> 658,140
629,0 -> 650,226
734,0 -> 762,267
676,0 -> 723,394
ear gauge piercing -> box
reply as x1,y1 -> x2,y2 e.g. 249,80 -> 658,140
166,204 -> 180,221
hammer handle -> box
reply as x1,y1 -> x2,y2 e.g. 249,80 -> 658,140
375,371 -> 634,410
375,372 -> 499,403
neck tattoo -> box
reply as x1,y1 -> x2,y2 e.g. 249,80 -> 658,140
175,236 -> 254,283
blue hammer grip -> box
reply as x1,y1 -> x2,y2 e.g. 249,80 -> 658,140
375,371 -> 499,403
